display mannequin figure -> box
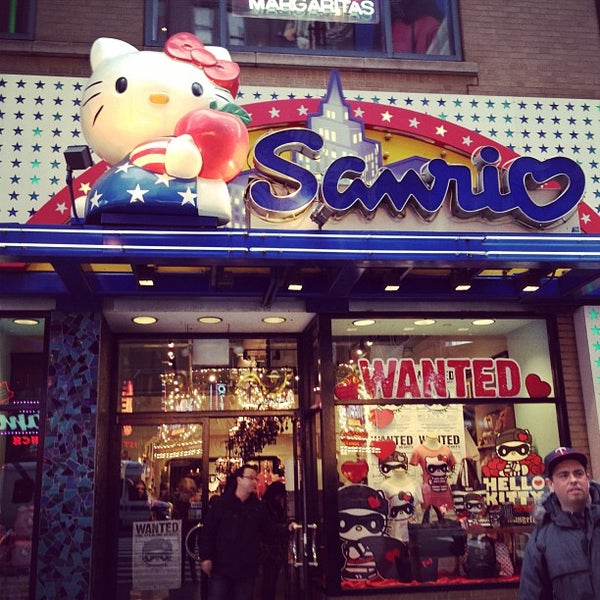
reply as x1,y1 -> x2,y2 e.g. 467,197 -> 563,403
380,467 -> 422,541
422,433 -> 442,450
410,435 -> 456,512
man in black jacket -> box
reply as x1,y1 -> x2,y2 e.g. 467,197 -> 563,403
518,446 -> 600,599
199,464 -> 286,600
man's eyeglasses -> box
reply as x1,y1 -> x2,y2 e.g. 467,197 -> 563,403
241,474 -> 257,480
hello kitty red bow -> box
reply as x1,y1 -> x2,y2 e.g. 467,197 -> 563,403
165,33 -> 240,97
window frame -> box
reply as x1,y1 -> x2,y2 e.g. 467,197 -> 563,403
324,312 -> 569,593
0,0 -> 36,40
144,0 -> 463,62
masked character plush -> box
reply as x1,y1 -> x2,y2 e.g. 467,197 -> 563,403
338,484 -> 410,583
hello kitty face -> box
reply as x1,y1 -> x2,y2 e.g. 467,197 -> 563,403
388,491 -> 415,523
81,34 -> 237,166
425,455 -> 451,476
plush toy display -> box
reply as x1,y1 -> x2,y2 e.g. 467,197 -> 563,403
80,32 -> 250,225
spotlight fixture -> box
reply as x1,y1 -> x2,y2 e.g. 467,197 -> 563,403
133,264 -> 156,287
262,316 -> 287,324
132,316 -> 158,325
414,319 -> 436,326
12,318 -> 40,326
517,269 -> 546,293
352,319 -> 376,327
472,318 -> 495,326
451,269 -> 477,292
63,145 -> 94,222
197,316 -> 223,324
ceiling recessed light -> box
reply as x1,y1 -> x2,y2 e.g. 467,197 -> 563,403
384,284 -> 400,292
132,316 -> 157,325
414,319 -> 436,326
262,316 -> 287,324
472,319 -> 495,326
352,319 -> 376,327
287,283 -> 303,291
197,316 -> 223,324
12,318 -> 40,326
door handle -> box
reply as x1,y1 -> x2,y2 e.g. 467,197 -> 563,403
307,523 -> 318,566
185,523 -> 203,561
289,522 -> 318,567
289,522 -> 302,567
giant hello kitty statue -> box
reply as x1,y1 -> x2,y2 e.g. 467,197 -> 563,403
80,33 -> 250,226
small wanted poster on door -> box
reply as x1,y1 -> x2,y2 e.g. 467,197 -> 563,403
132,519 -> 182,590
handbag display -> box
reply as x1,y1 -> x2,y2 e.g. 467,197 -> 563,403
408,504 -> 466,559
451,458 -> 484,511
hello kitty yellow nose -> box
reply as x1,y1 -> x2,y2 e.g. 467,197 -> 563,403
150,92 -> 169,104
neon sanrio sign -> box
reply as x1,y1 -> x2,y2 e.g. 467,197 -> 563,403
246,128 -> 586,229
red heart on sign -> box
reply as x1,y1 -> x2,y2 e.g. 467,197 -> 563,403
371,439 -> 396,460
525,373 -> 551,398
341,459 -> 369,484
369,408 -> 394,429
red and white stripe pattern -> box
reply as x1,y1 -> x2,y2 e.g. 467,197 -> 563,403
130,137 -> 171,173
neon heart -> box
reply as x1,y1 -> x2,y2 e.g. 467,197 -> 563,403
525,373 -> 551,398
371,439 -> 396,460
369,408 -> 394,429
341,459 -> 369,484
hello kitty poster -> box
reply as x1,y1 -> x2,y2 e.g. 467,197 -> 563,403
79,32 -> 250,226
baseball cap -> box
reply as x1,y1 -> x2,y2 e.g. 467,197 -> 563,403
544,447 -> 587,477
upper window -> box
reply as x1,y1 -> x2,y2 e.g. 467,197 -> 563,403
145,0 -> 461,60
0,0 -> 35,39
118,337 -> 299,413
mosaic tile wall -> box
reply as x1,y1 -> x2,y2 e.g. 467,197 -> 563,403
35,312 -> 100,600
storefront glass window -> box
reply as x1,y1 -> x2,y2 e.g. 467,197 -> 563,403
0,317 -> 45,597
146,0 -> 460,59
118,338 -> 299,413
331,316 -> 559,589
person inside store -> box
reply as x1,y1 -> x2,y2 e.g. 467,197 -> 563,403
258,481 -> 289,600
390,0 -> 444,54
199,465 -> 291,600
130,479 -> 149,501
518,447 -> 600,599
171,477 -> 201,584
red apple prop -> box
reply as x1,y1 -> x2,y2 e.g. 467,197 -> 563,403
174,108 -> 249,181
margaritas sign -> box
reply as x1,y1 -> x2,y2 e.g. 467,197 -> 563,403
233,0 -> 379,22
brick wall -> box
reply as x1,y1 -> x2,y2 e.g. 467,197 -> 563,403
557,313 -> 592,471
1,0 -> 599,97
36,0 -> 144,46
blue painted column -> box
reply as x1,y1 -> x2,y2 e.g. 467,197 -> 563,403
35,312 -> 100,600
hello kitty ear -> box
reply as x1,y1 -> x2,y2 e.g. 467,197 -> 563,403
90,37 -> 138,70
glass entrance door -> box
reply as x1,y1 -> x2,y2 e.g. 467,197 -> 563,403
115,420 -> 204,600
112,334 -> 322,600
